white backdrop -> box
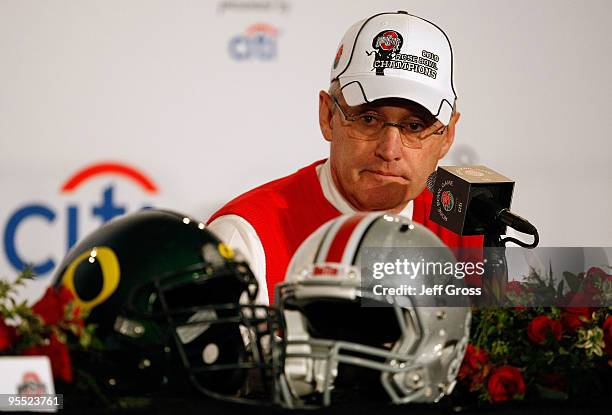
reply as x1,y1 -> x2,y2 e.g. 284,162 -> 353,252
1,0 -> 611,302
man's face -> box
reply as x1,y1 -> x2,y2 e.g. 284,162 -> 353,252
319,90 -> 459,213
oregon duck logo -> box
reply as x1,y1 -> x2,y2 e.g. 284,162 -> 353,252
60,246 -> 120,310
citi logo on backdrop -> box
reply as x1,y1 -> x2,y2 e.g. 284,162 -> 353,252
2,162 -> 159,276
228,23 -> 279,61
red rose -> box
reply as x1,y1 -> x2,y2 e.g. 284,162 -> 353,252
561,307 -> 592,332
506,281 -> 525,296
32,287 -> 63,325
72,305 -> 81,320
603,316 -> 612,356
458,344 -> 490,390
586,267 -> 612,282
581,267 -> 611,296
57,285 -> 74,308
561,314 -> 583,333
487,365 -> 526,402
565,307 -> 591,317
23,333 -> 72,383
0,319 -> 17,352
527,316 -> 562,345
506,281 -> 532,309
32,286 -> 72,326
458,344 -> 488,378
564,290 -> 596,307
69,305 -> 85,335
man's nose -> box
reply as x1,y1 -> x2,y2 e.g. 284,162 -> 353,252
374,126 -> 403,162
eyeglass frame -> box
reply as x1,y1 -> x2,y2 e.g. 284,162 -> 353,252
330,94 -> 448,149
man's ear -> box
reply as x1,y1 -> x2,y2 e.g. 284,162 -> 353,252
437,111 -> 460,159
319,90 -> 334,142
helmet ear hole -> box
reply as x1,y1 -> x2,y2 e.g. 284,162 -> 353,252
185,324 -> 247,395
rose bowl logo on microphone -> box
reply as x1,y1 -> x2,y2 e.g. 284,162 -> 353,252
441,190 -> 455,212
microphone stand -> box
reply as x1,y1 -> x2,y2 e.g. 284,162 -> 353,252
482,225 -> 508,305
481,224 -> 540,305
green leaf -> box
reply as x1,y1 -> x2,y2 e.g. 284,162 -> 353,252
548,260 -> 554,287
556,280 -> 565,296
563,272 -> 580,292
79,330 -> 92,349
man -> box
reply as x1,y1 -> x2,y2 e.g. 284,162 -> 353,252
207,11 -> 482,304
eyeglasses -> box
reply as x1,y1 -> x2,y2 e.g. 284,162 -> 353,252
332,95 -> 447,149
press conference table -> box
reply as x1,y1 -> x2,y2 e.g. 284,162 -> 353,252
12,396 -> 609,415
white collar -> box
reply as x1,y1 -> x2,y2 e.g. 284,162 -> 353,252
316,159 -> 414,219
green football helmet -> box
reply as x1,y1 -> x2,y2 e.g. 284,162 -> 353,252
53,209 -> 276,402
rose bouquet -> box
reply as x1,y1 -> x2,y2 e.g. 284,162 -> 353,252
457,266 -> 612,404
0,268 -> 98,383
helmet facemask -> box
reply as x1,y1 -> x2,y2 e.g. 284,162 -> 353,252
274,213 -> 472,408
127,260 -> 278,403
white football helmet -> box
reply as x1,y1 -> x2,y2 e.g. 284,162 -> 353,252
274,213 -> 471,407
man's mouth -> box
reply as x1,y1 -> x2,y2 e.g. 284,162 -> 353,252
363,169 -> 408,182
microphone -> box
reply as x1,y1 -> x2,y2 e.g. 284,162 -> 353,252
426,166 -> 537,236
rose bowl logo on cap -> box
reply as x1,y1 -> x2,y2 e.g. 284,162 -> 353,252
370,30 -> 404,75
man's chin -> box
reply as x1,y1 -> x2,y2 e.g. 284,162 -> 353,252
352,183 -> 409,212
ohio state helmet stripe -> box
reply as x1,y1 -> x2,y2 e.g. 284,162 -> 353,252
313,220 -> 336,265
349,215 -> 381,265
325,214 -> 366,263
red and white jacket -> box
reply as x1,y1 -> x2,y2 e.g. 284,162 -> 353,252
207,159 -> 483,304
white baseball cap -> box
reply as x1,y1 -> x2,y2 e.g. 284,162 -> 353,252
330,11 -> 456,125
